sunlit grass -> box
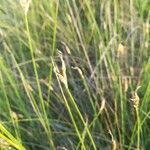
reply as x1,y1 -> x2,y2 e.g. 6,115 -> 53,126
0,0 -> 149,149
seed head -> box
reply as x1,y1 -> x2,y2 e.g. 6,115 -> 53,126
20,0 -> 31,15
131,86 -> 141,109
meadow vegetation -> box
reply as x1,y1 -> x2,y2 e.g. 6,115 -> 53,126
0,0 -> 149,149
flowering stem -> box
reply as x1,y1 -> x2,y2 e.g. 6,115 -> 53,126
135,107 -> 140,150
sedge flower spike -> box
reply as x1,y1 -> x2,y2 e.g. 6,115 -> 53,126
20,0 -> 31,15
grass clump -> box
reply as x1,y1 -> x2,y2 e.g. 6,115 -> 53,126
0,0 -> 149,149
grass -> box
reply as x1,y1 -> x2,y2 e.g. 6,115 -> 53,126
0,0 -> 149,149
